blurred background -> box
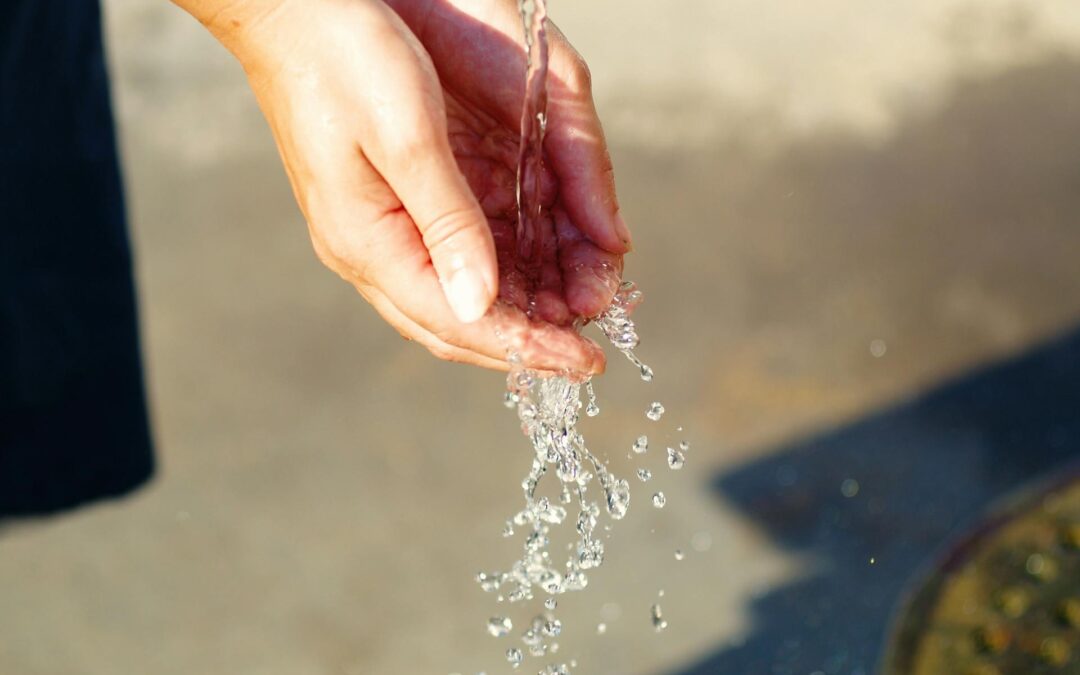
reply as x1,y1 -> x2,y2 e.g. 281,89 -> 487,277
2,0 -> 1080,673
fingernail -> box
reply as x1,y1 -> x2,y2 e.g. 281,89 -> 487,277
613,212 -> 633,251
444,266 -> 492,323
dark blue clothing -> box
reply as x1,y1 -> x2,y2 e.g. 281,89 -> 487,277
0,0 -> 154,516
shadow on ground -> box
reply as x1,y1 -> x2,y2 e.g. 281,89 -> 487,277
671,320 -> 1080,675
664,54 -> 1080,675
682,328 -> 1080,673
682,327 -> 1080,675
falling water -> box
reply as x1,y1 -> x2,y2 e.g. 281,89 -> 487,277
515,0 -> 549,265
473,0 -> 687,671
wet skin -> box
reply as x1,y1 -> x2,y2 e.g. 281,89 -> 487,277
174,0 -> 632,374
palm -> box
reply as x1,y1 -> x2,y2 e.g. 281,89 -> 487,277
237,0 -> 628,374
396,0 -> 627,322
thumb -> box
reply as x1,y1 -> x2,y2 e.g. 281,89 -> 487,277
354,12 -> 498,324
370,126 -> 499,324
412,155 -> 499,324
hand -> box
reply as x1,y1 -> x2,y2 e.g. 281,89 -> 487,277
182,0 -> 632,374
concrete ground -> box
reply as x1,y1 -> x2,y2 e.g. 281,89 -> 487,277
2,1 -> 1080,674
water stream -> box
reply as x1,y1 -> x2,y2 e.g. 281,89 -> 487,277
473,1 -> 680,672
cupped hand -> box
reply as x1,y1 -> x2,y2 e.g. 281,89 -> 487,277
190,0 -> 631,374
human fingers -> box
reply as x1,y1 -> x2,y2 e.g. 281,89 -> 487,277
374,234 -> 606,374
544,25 -> 632,256
554,206 -> 623,317
383,0 -> 631,255
358,284 -> 511,370
357,6 -> 499,324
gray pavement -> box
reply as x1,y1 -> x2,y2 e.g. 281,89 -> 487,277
2,2 -> 1080,674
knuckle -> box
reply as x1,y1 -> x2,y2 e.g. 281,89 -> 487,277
390,123 -> 441,161
421,207 -> 482,253
312,226 -> 373,283
327,235 -> 366,276
567,57 -> 593,94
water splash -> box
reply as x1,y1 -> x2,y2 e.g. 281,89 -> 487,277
593,282 -> 653,381
584,380 -> 600,417
482,281 -> 652,671
666,446 -> 686,470
507,647 -> 524,668
651,603 -> 669,632
477,0 -> 668,670
645,401 -> 665,422
488,616 -> 513,637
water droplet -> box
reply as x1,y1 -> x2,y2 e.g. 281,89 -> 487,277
651,604 -> 668,632
576,539 -> 605,569
584,381 -> 599,417
516,371 -> 535,390
632,435 -> 648,454
678,440 -> 690,452
506,647 -> 523,668
544,598 -> 557,610
666,447 -> 685,470
542,619 -> 562,637
637,468 -> 652,482
596,622 -> 607,635
508,586 -> 529,603
674,549 -> 685,561
605,480 -> 631,520
639,364 -> 654,382
840,478 -> 860,498
559,484 -> 572,504
522,627 -> 541,646
487,616 -> 512,638
652,492 -> 666,509
646,402 -> 665,421
564,570 -> 588,591
576,506 -> 598,536
539,571 -> 564,594
538,502 -> 567,525
476,572 -> 501,593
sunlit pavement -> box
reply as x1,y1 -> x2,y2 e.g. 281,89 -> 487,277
1,2 -> 1079,674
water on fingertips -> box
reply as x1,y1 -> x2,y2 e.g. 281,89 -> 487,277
473,0 -> 689,672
